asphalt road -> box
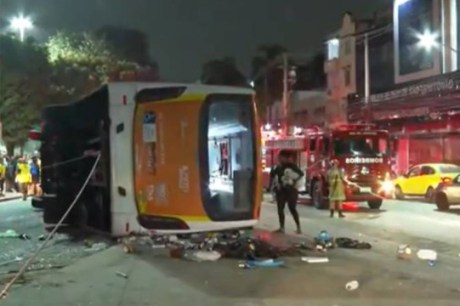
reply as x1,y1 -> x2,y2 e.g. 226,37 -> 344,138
0,199 -> 111,280
1,196 -> 460,305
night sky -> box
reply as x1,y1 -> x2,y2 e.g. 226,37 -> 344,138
0,0 -> 391,81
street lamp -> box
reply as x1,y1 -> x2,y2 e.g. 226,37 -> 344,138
417,30 -> 439,51
9,15 -> 33,42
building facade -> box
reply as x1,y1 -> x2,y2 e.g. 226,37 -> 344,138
330,0 -> 460,173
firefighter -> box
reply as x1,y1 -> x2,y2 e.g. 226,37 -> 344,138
327,159 -> 346,218
270,150 -> 303,234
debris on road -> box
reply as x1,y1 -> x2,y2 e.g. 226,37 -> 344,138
116,271 -> 128,279
84,242 -> 108,252
335,237 -> 372,250
417,249 -> 437,261
397,245 -> 412,260
345,280 -> 359,291
0,230 -> 30,240
314,231 -> 335,250
244,259 -> 285,268
301,257 -> 329,264
184,251 -> 221,262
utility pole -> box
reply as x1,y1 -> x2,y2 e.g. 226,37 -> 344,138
282,52 -> 289,135
364,33 -> 370,123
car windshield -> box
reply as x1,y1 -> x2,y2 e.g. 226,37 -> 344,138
438,165 -> 460,174
333,137 -> 388,157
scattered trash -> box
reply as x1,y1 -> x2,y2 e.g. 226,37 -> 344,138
169,248 -> 185,259
314,231 -> 334,252
397,245 -> 412,260
151,244 -> 166,249
84,242 -> 108,252
428,260 -> 436,267
345,280 -> 359,291
301,257 -> 329,264
116,271 -> 128,279
185,251 -> 221,262
336,237 -> 371,250
245,259 -> 284,268
0,229 -> 30,240
417,249 -> 437,261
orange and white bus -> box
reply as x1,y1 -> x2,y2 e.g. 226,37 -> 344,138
32,83 -> 262,236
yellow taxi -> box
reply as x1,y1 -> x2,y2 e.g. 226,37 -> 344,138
394,163 -> 460,202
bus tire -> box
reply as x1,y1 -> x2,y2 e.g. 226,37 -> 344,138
367,199 -> 383,210
312,180 -> 327,210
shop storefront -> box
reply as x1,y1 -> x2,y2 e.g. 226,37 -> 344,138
348,71 -> 460,174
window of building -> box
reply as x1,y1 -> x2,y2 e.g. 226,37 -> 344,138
327,39 -> 340,60
343,67 -> 351,86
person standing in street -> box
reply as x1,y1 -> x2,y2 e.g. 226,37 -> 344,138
327,159 -> 346,218
270,150 -> 304,234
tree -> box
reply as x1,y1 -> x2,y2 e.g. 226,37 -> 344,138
250,44 -> 286,120
0,34 -> 52,154
94,26 -> 159,81
46,31 -> 142,102
201,57 -> 248,87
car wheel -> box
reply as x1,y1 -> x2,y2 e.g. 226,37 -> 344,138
425,187 -> 434,203
435,193 -> 450,211
395,185 -> 405,200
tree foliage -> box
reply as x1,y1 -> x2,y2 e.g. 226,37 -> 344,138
0,35 -> 52,152
201,57 -> 248,87
251,44 -> 286,120
1,27 -> 158,154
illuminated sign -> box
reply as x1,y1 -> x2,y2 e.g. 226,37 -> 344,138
345,157 -> 384,164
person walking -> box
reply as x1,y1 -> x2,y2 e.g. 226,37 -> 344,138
30,156 -> 41,196
270,150 -> 304,234
327,159 -> 346,218
16,157 -> 31,201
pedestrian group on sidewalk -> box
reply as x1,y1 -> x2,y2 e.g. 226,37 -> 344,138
0,155 -> 41,200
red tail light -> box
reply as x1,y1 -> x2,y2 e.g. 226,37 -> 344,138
440,177 -> 452,184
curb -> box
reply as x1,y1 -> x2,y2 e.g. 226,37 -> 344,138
0,195 -> 22,203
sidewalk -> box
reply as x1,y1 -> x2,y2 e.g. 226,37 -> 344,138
0,192 -> 22,203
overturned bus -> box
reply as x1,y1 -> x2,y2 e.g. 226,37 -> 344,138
32,83 -> 262,237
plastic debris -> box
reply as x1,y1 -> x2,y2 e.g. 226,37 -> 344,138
301,257 -> 329,264
0,229 -> 29,239
186,251 -> 221,262
116,271 -> 128,278
417,249 -> 437,261
397,245 -> 412,260
345,280 -> 359,291
245,259 -> 284,268
336,237 -> 371,250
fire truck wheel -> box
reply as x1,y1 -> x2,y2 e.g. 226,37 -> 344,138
311,180 -> 327,209
394,185 -> 405,200
367,199 -> 383,210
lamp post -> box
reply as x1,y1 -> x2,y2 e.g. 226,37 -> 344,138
9,15 -> 33,42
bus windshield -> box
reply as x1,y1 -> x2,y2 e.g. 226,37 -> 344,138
333,136 -> 388,157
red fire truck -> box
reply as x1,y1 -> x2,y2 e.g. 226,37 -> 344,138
262,131 -> 307,194
263,124 -> 393,209
306,124 -> 393,209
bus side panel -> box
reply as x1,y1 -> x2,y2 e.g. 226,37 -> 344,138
133,98 -> 208,229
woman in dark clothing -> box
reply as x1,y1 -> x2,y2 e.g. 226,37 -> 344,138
269,150 -> 304,234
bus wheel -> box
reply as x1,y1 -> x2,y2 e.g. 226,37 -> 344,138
312,180 -> 327,210
367,199 -> 383,210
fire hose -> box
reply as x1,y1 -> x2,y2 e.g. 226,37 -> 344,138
0,153 -> 101,300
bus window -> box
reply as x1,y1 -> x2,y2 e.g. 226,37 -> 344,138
200,95 -> 256,221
